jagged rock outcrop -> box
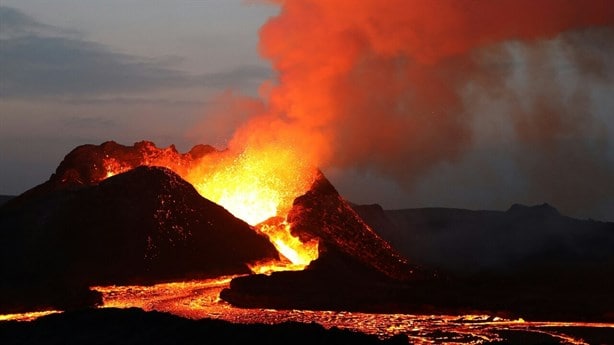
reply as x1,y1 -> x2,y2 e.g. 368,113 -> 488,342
6,141 -> 217,210
287,171 -> 429,281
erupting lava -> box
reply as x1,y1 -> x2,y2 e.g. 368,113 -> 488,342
186,145 -> 320,273
186,146 -> 313,225
249,219 -> 319,274
100,142 -> 319,273
95,0 -> 614,276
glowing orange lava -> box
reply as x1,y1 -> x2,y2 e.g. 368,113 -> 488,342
186,145 -> 314,225
101,143 -> 319,272
87,281 -> 614,345
103,156 -> 133,178
249,219 -> 319,274
0,310 -> 61,322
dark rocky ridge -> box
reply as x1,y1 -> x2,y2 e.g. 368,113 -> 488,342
352,203 -> 614,277
0,166 -> 277,313
349,202 -> 614,320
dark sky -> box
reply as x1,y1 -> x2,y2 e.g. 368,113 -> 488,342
1,1 -> 613,221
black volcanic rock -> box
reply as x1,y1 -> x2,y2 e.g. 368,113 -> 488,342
221,172 -> 435,313
0,166 -> 278,313
288,171 -> 428,281
0,308 -> 407,345
221,248 -> 417,313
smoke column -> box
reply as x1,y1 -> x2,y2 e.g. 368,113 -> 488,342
224,0 -> 614,218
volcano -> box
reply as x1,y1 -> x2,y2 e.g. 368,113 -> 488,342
0,141 -> 427,314
4,140 -> 611,321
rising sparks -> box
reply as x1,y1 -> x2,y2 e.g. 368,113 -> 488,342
100,143 -> 319,272
187,145 -> 315,226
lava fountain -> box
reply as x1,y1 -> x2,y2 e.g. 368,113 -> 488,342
185,144 -> 320,273
100,142 -> 319,273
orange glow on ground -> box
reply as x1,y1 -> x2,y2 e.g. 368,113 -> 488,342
0,310 -> 61,322
87,282 -> 614,344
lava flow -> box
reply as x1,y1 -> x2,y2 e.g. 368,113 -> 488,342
100,142 -> 319,273
87,279 -> 611,345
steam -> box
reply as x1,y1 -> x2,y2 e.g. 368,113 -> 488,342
218,0 -> 614,219
501,29 -> 614,218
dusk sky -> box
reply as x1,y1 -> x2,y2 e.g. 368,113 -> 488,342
1,1 -> 613,221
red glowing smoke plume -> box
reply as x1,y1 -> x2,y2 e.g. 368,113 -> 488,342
219,0 -> 614,217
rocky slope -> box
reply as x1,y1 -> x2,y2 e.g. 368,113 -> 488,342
0,166 -> 277,313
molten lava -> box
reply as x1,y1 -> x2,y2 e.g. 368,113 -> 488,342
186,146 -> 315,225
249,219 -> 319,274
103,157 -> 133,179
100,143 -> 319,273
